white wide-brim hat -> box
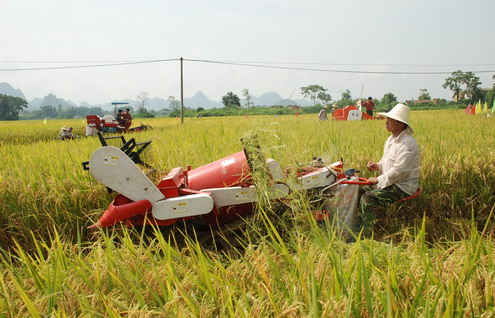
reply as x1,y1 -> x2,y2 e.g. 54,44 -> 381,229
378,103 -> 414,134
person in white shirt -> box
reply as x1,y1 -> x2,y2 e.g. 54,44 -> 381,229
318,106 -> 328,121
59,126 -> 74,140
358,103 -> 420,238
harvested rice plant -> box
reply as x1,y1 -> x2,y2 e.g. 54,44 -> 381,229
0,110 -> 494,317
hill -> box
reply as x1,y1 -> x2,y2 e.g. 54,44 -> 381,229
0,82 -> 314,111
0,82 -> 26,100
27,93 -> 77,110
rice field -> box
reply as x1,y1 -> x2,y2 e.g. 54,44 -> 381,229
0,110 -> 494,317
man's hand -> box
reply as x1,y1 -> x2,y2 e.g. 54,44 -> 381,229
367,177 -> 378,185
367,161 -> 380,172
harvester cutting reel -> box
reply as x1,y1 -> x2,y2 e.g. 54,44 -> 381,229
82,135 -> 372,231
82,132 -> 152,171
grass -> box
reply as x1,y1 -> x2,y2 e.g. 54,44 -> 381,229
1,217 -> 494,317
0,110 -> 494,316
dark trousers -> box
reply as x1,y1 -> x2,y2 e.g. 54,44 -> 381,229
357,184 -> 409,237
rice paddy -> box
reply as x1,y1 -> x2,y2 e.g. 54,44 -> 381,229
0,110 -> 494,317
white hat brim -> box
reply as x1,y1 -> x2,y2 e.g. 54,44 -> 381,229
377,112 -> 414,134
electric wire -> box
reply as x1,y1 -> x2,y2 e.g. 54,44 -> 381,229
2,59 -> 495,67
221,60 -> 495,67
0,57 -> 494,75
184,58 -> 495,75
0,58 -> 179,72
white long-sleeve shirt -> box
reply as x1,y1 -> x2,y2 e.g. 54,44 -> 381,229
318,109 -> 328,121
376,130 -> 420,195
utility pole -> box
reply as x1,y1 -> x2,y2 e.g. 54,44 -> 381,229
180,57 -> 184,124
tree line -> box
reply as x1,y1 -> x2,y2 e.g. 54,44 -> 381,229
1,70 -> 494,121
217,70 -> 495,112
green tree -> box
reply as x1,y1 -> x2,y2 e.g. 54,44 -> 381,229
58,106 -> 77,119
40,105 -> 58,118
168,99 -> 180,112
301,85 -> 327,107
336,89 -> 353,106
381,93 -> 397,109
418,89 -> 431,100
484,87 -> 495,108
222,92 -> 241,108
442,70 -> 481,101
341,89 -> 352,101
463,72 -> 482,101
0,94 -> 27,120
317,92 -> 332,105
134,107 -> 155,118
242,89 -> 253,108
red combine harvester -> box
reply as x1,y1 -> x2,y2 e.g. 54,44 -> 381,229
82,133 -> 373,239
85,114 -> 150,136
332,105 -> 376,121
85,114 -> 123,135
85,102 -> 150,136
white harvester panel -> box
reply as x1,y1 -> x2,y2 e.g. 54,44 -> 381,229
291,168 -> 337,191
266,158 -> 284,181
89,146 -> 166,204
347,110 -> 362,121
201,184 -> 290,208
151,193 -> 214,220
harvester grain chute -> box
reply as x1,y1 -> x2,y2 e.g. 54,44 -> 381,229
82,133 -> 373,239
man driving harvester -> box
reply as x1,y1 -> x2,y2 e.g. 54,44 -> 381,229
357,103 -> 420,238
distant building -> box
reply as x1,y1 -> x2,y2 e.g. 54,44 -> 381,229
270,105 -> 284,109
405,98 -> 440,105
287,105 -> 301,110
451,88 -> 491,102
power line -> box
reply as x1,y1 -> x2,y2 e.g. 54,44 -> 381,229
0,60 -> 146,64
222,60 -> 495,68
184,58 -> 495,75
1,57 -> 494,75
2,59 -> 495,68
0,58 -> 179,72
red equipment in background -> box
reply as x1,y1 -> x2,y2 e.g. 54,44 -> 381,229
86,114 -> 124,135
332,105 -> 376,121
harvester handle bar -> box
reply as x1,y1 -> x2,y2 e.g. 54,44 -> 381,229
97,132 -> 126,147
340,177 -> 373,185
120,138 -> 137,155
135,140 -> 152,155
120,138 -> 151,156
121,138 -> 153,167
82,134 -> 153,171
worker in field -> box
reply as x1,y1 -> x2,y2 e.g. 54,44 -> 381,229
59,126 -> 74,140
358,103 -> 420,238
116,109 -> 125,127
122,108 -> 132,132
318,106 -> 328,121
331,103 -> 338,115
362,97 -> 375,117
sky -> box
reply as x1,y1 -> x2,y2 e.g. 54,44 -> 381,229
1,0 -> 494,105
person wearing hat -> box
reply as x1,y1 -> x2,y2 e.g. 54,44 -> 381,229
318,106 -> 329,121
357,103 -> 420,237
362,97 -> 375,117
59,126 -> 74,140
331,103 -> 339,115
